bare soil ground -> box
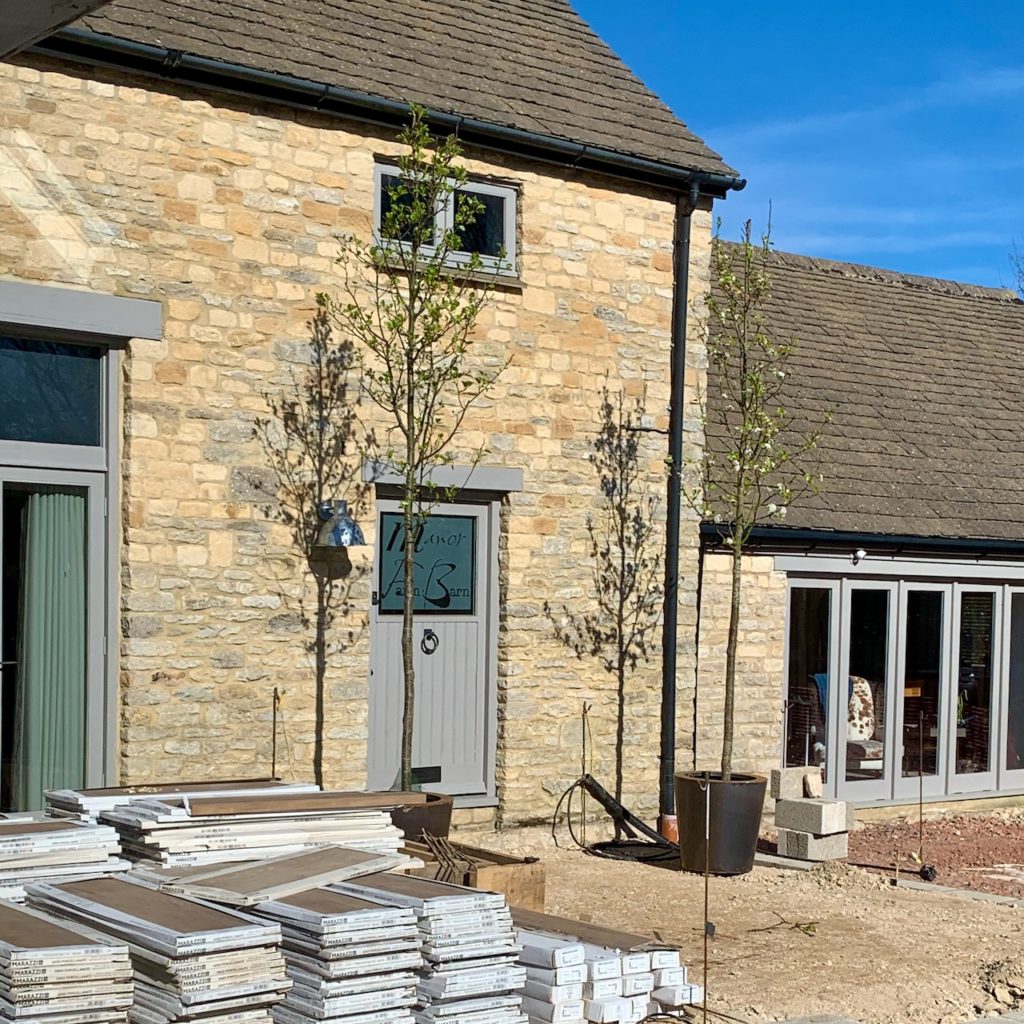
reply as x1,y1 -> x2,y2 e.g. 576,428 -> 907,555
461,823 -> 1024,1024
848,808 -> 1024,899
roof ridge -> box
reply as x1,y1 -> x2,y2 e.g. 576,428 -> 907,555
723,242 -> 1021,305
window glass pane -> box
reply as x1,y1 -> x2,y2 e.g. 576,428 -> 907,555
0,337 -> 102,447
378,513 -> 476,615
901,591 -> 943,778
379,173 -> 435,245
846,589 -> 889,782
785,588 -> 831,771
454,189 -> 505,257
1008,594 -> 1024,772
957,592 -> 993,774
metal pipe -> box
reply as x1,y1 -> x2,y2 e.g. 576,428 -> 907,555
35,28 -> 747,198
659,183 -> 699,826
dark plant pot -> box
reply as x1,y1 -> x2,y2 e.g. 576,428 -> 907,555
390,791 -> 454,841
674,771 -> 767,876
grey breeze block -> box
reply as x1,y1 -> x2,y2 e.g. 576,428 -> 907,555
775,797 -> 848,836
770,767 -> 820,801
776,828 -> 849,862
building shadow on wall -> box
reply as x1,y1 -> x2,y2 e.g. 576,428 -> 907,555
253,304 -> 372,788
544,387 -> 663,812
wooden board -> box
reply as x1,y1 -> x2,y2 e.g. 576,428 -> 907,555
510,907 -> 660,952
270,888 -> 398,916
159,846 -> 407,906
183,792 -> 427,817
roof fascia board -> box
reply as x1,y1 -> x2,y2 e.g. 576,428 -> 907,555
32,27 -> 745,198
700,522 -> 1024,560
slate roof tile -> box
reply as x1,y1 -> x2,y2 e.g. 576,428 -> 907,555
72,0 -> 735,177
708,246 -> 1024,543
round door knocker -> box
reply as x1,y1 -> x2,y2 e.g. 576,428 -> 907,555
421,628 -> 440,656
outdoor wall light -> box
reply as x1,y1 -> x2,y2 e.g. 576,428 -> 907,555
851,547 -> 867,566
313,499 -> 365,549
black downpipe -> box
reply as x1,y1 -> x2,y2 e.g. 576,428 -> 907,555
659,184 -> 700,823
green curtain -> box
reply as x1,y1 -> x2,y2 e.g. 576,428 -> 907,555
13,487 -> 87,810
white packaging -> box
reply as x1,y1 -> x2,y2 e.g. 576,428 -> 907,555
584,956 -> 622,981
648,949 -> 681,970
627,994 -> 649,1016
583,978 -> 623,1000
522,980 -> 583,1003
524,963 -> 587,986
653,984 -> 699,1007
583,996 -> 630,1023
621,973 -> 653,997
520,996 -> 585,1022
518,933 -> 585,969
620,952 -> 651,975
653,966 -> 687,987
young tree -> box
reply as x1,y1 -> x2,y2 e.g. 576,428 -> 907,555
688,220 -> 828,780
253,308 -> 367,788
319,107 -> 504,790
546,387 -> 663,808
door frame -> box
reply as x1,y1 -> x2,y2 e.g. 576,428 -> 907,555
946,584 -> 1001,794
891,581 -> 953,801
367,493 -> 501,806
0,467 -> 110,793
999,588 -> 1024,791
835,578 -> 899,803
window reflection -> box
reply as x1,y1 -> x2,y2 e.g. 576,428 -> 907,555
0,337 -> 102,447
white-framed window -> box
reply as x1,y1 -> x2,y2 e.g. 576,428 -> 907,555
373,163 -> 517,275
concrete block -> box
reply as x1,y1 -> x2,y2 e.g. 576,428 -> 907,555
771,766 -> 815,800
847,801 -> 857,831
775,797 -> 848,835
777,827 -> 848,861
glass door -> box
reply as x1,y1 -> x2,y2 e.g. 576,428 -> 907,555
1000,590 -> 1024,790
893,584 -> 952,800
837,581 -> 897,802
947,586 -> 1000,793
0,469 -> 105,810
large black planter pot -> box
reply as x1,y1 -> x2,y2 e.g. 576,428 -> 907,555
390,792 -> 454,841
674,771 -> 767,876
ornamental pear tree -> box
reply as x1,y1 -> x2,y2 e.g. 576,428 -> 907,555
688,220 -> 828,780
319,107 -> 505,790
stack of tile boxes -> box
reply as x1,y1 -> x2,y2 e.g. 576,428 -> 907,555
517,931 -> 700,1024
771,767 -> 854,861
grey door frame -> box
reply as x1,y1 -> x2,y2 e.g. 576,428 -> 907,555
367,493 -> 501,807
0,466 -> 110,792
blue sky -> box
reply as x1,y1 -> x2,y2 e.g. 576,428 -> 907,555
574,1 -> 1024,289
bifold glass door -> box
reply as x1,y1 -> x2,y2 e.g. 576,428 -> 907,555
0,469 -> 104,810
785,578 -> 1022,802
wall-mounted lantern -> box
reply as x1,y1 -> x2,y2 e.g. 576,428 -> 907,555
313,499 -> 365,550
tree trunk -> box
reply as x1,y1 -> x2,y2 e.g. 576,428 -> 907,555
722,542 -> 743,781
314,577 -> 328,790
400,487 -> 416,791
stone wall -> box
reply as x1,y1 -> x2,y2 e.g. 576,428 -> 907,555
0,55 -> 715,823
694,552 -> 788,777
